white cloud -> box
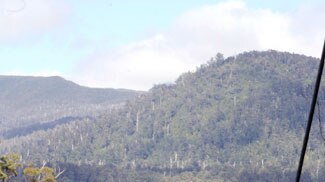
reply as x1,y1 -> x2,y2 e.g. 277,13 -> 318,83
73,0 -> 325,90
3,70 -> 63,77
72,34 -> 192,90
0,0 -> 69,42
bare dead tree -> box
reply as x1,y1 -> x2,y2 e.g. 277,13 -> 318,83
55,166 -> 65,179
316,100 -> 325,141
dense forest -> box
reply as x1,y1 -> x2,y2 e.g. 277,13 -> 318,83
2,50 -> 325,181
0,76 -> 140,138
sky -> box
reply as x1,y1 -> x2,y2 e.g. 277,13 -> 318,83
0,0 -> 325,90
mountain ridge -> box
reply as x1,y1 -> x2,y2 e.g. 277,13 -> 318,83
0,75 -> 141,134
2,50 -> 325,181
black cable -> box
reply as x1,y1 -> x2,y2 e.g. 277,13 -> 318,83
296,40 -> 325,182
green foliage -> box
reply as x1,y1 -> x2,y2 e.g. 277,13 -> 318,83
0,153 -> 20,181
24,165 -> 56,182
1,51 -> 325,181
0,153 -> 58,182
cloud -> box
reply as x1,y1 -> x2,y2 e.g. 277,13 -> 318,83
72,34 -> 192,90
3,70 -> 63,77
73,1 -> 325,90
0,0 -> 70,42
288,1 -> 325,56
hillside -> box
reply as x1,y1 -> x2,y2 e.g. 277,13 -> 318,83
0,76 -> 140,136
2,51 -> 325,181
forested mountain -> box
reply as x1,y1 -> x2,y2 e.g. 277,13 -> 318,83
2,51 -> 325,181
0,76 -> 140,138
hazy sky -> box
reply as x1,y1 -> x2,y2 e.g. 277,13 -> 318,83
0,0 -> 324,90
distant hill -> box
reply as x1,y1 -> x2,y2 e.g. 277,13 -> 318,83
0,76 -> 139,105
0,76 -> 140,133
2,51 -> 325,181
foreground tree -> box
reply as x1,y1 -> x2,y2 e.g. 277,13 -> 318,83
0,153 -> 20,181
23,165 -> 56,182
0,153 -> 61,182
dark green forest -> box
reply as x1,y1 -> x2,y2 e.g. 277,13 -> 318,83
2,50 -> 325,181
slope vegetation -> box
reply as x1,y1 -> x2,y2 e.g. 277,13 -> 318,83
0,76 -> 140,136
2,51 -> 325,181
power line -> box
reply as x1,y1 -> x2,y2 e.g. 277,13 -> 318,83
296,40 -> 325,182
